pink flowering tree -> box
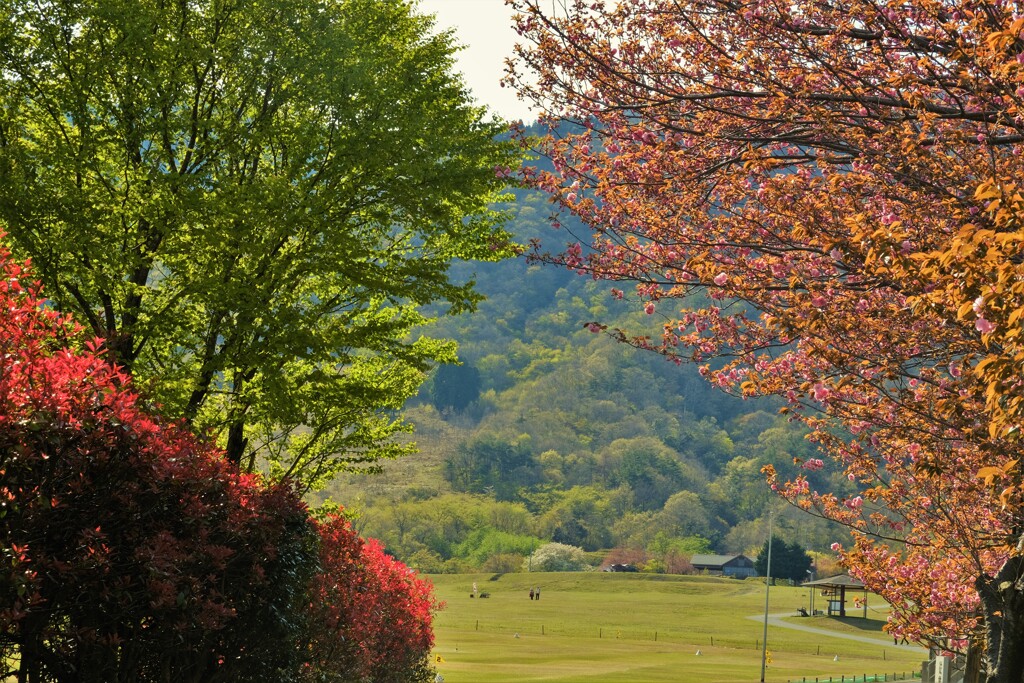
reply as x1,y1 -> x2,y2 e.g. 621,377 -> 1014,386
508,1 -> 1024,680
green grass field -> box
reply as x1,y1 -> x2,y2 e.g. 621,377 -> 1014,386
428,573 -> 927,683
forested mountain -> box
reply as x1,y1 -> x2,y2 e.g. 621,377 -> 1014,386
319,183 -> 855,574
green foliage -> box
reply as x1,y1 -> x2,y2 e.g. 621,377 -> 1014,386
607,437 -> 692,511
444,435 -> 537,500
430,361 -> 482,413
455,528 -> 543,567
356,493 -> 510,563
656,534 -> 713,556
534,485 -> 622,551
404,549 -> 447,574
654,492 -> 722,543
706,456 -> 774,524
0,0 -> 519,487
755,536 -> 813,583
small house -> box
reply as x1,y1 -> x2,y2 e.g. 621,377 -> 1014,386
690,553 -> 757,578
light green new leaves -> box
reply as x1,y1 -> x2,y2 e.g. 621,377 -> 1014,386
0,0 -> 519,487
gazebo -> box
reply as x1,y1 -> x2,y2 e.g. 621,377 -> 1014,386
802,574 -> 869,618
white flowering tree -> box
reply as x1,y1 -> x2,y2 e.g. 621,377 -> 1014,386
525,542 -> 590,572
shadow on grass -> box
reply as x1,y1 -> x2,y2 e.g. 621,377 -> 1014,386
811,616 -> 889,634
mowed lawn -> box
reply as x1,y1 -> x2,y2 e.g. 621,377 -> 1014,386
428,573 -> 927,683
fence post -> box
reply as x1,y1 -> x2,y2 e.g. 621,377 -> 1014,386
711,636 -> 714,646
476,620 -> 479,631
655,631 -> 657,642
541,625 -> 544,636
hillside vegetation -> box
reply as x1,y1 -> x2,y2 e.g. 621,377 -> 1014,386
320,182 -> 856,574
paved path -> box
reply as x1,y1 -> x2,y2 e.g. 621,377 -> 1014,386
746,613 -> 926,653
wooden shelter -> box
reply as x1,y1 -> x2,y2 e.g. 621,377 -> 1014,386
802,574 -> 868,617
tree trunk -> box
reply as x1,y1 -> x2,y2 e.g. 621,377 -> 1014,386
979,552 -> 1024,683
225,419 -> 247,468
966,638 -> 984,683
223,370 -> 254,469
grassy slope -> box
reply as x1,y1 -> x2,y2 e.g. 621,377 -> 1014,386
428,573 -> 926,683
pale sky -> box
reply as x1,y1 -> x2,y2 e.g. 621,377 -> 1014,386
416,0 -> 536,122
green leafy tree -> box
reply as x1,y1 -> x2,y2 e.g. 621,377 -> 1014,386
454,528 -> 543,568
755,536 -> 813,583
535,485 -> 619,551
429,361 -> 482,413
443,435 -> 536,499
655,491 -> 720,543
609,438 -> 688,511
670,416 -> 734,475
0,0 -> 518,487
707,456 -> 775,525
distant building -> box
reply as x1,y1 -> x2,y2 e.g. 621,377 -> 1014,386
690,554 -> 757,578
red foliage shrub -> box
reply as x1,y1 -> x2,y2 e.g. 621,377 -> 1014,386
664,552 -> 695,576
302,514 -> 440,683
601,546 -> 649,570
0,242 -> 316,681
0,244 -> 442,682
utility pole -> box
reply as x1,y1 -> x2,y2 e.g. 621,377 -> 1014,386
760,509 -> 774,683
807,568 -> 814,616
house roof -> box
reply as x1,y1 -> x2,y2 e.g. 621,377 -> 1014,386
691,553 -> 750,567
